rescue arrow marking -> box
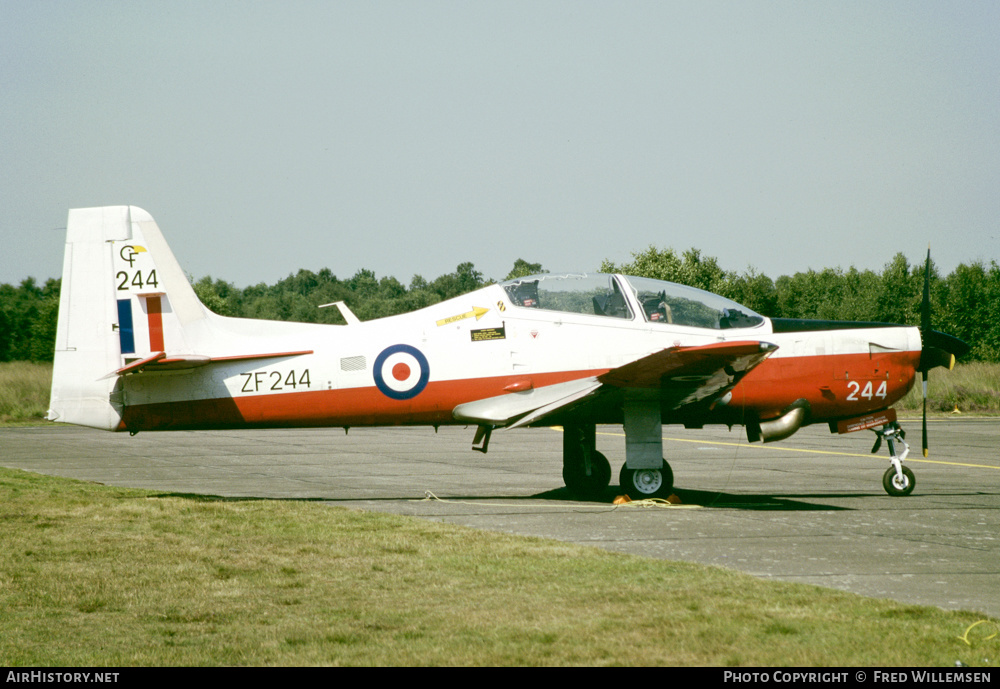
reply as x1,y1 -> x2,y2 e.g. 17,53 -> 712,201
436,306 -> 490,327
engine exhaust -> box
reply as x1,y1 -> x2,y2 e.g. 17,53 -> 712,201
748,399 -> 810,444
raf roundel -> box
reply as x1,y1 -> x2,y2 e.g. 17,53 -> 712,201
373,344 -> 430,400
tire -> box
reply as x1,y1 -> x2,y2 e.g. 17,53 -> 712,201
563,451 -> 611,498
619,459 -> 674,499
882,466 -> 915,497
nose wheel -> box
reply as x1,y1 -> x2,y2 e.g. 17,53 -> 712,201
872,422 -> 915,497
882,465 -> 915,497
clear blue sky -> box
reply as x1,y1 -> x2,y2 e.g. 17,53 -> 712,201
3,1 -> 998,289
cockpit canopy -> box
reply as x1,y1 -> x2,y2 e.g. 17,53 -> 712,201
501,273 -> 764,330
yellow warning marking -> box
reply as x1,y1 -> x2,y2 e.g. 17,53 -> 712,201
436,306 -> 490,326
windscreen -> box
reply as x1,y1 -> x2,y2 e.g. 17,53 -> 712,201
623,275 -> 764,329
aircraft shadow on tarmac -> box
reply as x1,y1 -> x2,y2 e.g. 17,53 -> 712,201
147,486 -> 850,511
149,493 -> 331,504
536,486 -> 852,511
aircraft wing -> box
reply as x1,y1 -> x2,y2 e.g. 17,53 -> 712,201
598,340 -> 777,409
453,340 -> 777,429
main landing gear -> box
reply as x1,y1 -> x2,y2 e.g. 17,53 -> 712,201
872,422 -> 915,497
561,424 -> 611,498
619,460 -> 674,500
562,421 -> 675,500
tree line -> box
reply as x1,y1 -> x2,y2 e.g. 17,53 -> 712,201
2,249 -> 997,363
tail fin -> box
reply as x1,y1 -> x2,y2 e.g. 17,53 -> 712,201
48,206 -> 211,430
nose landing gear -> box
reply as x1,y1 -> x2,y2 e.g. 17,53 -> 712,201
873,422 -> 915,497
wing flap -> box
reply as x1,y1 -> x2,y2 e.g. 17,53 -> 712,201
453,377 -> 601,427
505,379 -> 603,429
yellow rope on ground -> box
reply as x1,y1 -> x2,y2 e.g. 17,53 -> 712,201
613,496 -> 702,509
416,491 -> 617,511
416,491 -> 702,510
958,620 -> 999,646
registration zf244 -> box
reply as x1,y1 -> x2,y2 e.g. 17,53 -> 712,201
240,369 -> 311,393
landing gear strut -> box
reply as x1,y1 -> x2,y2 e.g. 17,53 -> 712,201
872,422 -> 915,497
562,423 -> 611,498
619,396 -> 674,499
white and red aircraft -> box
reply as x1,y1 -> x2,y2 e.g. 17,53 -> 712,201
48,206 -> 967,498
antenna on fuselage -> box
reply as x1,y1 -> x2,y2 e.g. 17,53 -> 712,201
319,301 -> 361,325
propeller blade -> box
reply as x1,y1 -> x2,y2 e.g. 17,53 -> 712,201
922,371 -> 929,457
921,247 -> 931,458
921,247 -> 931,337
916,247 -> 970,456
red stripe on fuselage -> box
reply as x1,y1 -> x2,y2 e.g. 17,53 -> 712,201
117,350 -> 922,432
119,369 -> 606,432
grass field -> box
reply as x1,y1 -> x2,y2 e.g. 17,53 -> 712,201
0,361 -> 52,425
898,362 -> 1000,413
0,466 -> 996,667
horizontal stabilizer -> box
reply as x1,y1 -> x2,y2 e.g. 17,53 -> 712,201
110,350 -> 315,377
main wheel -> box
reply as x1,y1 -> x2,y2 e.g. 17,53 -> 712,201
563,451 -> 611,498
619,459 -> 674,499
882,466 -> 915,497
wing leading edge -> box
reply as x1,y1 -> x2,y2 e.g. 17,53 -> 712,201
453,340 -> 777,429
